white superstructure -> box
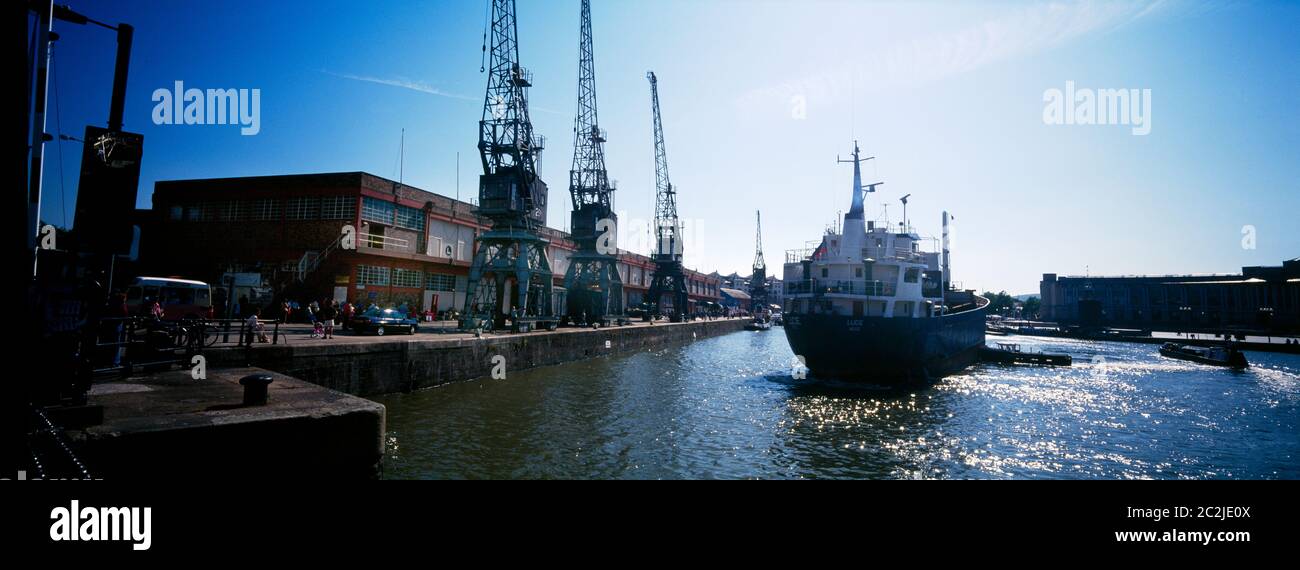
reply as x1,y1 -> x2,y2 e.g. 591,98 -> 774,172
782,142 -> 947,320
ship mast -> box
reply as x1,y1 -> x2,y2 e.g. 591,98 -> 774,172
836,141 -> 875,222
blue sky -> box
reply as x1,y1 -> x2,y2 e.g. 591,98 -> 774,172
35,0 -> 1299,294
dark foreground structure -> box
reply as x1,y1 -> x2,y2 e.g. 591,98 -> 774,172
72,367 -> 385,479
1040,259 -> 1299,334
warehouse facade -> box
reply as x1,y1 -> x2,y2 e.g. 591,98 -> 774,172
1040,259 -> 1299,333
140,172 -> 721,317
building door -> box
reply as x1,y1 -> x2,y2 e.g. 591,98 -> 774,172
853,300 -> 864,317
332,286 -> 347,304
422,290 -> 435,313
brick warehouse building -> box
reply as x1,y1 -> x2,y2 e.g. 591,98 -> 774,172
139,172 -> 722,317
1040,259 -> 1299,334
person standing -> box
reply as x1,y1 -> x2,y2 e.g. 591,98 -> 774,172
341,301 -> 354,330
319,301 -> 339,339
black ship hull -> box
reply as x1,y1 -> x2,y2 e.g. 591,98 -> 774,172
783,304 -> 987,384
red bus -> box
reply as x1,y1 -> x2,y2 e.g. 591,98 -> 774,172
125,277 -> 213,320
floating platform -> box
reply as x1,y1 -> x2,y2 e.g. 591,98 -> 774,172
979,342 -> 1072,366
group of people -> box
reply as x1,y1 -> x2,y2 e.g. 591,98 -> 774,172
240,298 -> 354,343
280,298 -> 354,340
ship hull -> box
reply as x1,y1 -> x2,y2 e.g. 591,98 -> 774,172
783,305 -> 986,384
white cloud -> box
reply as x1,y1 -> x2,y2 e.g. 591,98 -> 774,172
323,69 -> 566,116
323,70 -> 477,101
736,1 -> 1179,112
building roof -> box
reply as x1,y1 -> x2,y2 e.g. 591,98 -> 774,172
719,288 -> 751,300
1161,278 -> 1267,285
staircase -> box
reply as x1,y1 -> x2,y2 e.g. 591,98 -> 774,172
297,232 -> 346,283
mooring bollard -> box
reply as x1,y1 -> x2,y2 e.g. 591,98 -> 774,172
239,373 -> 274,406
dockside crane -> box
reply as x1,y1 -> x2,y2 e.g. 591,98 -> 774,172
461,0 -> 556,333
750,210 -> 768,313
563,0 -> 624,328
644,71 -> 689,322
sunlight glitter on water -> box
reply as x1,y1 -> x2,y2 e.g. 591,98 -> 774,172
376,330 -> 1300,479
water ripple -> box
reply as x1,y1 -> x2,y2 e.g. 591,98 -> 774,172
376,331 -> 1300,479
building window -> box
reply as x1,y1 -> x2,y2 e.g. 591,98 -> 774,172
228,201 -> 250,221
320,196 -> 357,220
356,265 -> 390,286
426,273 -> 456,292
285,196 -> 318,220
251,198 -> 280,221
198,201 -> 228,222
361,196 -> 395,225
229,200 -> 252,222
395,204 -> 425,232
393,268 -> 423,288
168,205 -> 183,220
905,268 -> 920,283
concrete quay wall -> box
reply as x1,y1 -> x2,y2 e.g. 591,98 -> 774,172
208,318 -> 749,397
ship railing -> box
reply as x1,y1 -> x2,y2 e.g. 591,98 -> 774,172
785,248 -> 815,264
784,279 -> 895,297
890,251 -> 930,263
864,248 -> 929,264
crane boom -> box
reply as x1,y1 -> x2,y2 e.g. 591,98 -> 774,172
461,0 -> 556,332
643,70 -> 689,322
750,210 -> 768,312
563,0 -> 624,325
647,71 -> 681,261
570,0 -> 610,211
478,0 -> 547,227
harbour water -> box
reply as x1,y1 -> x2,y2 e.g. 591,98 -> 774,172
377,330 -> 1300,479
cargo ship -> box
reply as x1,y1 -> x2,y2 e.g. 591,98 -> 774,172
781,142 -> 987,383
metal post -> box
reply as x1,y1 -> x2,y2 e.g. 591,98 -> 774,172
28,0 -> 54,277
942,211 -> 950,310
107,23 -> 133,132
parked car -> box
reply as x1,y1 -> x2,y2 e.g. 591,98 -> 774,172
351,308 -> 419,336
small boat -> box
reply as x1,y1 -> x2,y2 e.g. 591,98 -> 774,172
745,318 -> 772,331
979,342 -> 1071,366
1159,342 -> 1248,369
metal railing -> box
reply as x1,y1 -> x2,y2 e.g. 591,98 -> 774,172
785,249 -> 816,264
861,247 -> 929,264
297,230 -> 347,281
358,232 -> 411,251
91,316 -> 283,376
784,279 -> 896,297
